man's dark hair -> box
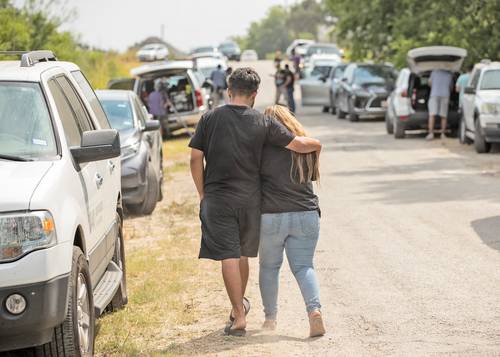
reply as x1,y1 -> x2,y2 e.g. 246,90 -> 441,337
228,67 -> 261,96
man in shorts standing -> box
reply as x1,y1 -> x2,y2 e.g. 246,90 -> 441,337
189,68 -> 321,336
426,69 -> 454,140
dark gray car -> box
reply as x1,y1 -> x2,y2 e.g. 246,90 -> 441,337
97,90 -> 163,215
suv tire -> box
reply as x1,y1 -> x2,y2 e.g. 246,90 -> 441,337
459,115 -> 472,144
110,214 -> 128,310
385,110 -> 394,134
474,119 -> 491,153
128,164 -> 159,215
337,109 -> 346,119
34,247 -> 95,357
394,119 -> 405,139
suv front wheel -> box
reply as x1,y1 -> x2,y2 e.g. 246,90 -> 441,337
34,247 -> 95,357
474,118 -> 491,153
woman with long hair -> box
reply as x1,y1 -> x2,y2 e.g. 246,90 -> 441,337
259,105 -> 325,337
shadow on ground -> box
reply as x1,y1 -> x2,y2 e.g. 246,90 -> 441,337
471,216 -> 500,252
162,328 -> 315,355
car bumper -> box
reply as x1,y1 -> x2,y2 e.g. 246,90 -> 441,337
398,111 -> 460,130
0,274 -> 69,352
121,153 -> 147,205
354,107 -> 387,119
483,126 -> 500,142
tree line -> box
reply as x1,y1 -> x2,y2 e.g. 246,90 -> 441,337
326,0 -> 500,67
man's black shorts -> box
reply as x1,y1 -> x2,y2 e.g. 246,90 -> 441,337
199,197 -> 261,260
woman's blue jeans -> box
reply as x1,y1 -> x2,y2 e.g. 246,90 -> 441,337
259,211 -> 321,320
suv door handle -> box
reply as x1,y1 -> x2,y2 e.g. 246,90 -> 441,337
108,160 -> 116,174
95,173 -> 104,189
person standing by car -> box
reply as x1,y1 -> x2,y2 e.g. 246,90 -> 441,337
426,69 -> 454,140
456,64 -> 473,111
210,64 -> 227,106
283,64 -> 296,113
273,65 -> 287,105
148,80 -> 169,135
259,104 -> 325,337
291,49 -> 301,75
189,67 -> 321,336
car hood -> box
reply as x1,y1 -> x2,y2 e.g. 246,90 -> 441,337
407,46 -> 467,74
477,90 -> 500,103
0,161 -> 53,211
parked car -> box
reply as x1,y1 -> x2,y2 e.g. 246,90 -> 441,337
329,64 -> 347,115
0,51 -> 126,355
136,43 -> 169,62
386,46 -> 466,138
286,39 -> 315,58
194,57 -> 228,80
97,90 -> 163,214
218,41 -> 241,61
189,46 -> 225,60
336,63 -> 397,121
108,60 -> 210,138
240,49 -> 259,62
459,61 -> 500,153
303,43 -> 342,67
300,59 -> 342,112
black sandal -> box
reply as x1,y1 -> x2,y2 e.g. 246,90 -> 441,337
224,321 -> 247,337
229,297 -> 251,322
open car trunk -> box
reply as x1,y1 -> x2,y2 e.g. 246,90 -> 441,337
407,46 -> 467,74
408,72 -> 460,113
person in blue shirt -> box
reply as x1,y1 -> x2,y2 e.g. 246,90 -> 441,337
426,69 -> 454,140
456,64 -> 473,111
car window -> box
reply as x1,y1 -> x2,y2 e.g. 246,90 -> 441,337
306,45 -> 341,57
470,69 -> 481,89
56,76 -> 94,132
71,70 -> 111,129
344,65 -> 355,83
309,65 -> 332,78
48,79 -> 82,147
100,98 -> 135,131
480,70 -> 500,90
333,66 -> 345,79
0,82 -> 57,159
354,66 -> 395,85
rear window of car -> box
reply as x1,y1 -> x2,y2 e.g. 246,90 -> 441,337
354,66 -> 395,85
100,99 -> 135,131
0,82 -> 57,160
307,45 -> 340,56
480,70 -> 500,90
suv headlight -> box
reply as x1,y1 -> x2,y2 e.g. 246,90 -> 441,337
121,141 -> 140,160
0,211 -> 57,262
480,103 -> 500,115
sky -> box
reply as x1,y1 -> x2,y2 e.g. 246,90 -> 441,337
54,0 -> 290,52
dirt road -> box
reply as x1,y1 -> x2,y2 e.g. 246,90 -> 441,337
179,60 -> 500,356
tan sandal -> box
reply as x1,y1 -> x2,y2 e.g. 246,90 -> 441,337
309,310 -> 326,337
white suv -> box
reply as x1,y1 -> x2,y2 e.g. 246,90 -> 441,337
459,61 -> 500,153
0,51 -> 126,356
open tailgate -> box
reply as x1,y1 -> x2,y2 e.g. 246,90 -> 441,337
407,46 -> 467,73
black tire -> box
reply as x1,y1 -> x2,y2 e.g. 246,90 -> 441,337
459,115 -> 472,144
127,164 -> 159,215
322,106 -> 330,113
394,119 -> 405,139
474,119 -> 491,153
110,214 -> 128,310
161,122 -> 171,140
338,109 -> 346,119
385,110 -> 394,134
349,111 -> 359,122
34,247 -> 95,356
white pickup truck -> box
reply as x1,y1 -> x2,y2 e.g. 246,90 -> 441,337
459,61 -> 500,153
0,51 -> 127,356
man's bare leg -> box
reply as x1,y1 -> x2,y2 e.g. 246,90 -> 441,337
239,256 -> 249,296
427,115 -> 435,140
222,258 -> 246,330
441,116 -> 448,136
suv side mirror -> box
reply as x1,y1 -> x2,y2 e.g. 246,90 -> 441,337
71,129 -> 120,167
144,120 -> 161,132
464,86 -> 476,95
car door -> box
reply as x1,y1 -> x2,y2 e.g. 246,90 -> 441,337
463,69 -> 481,132
331,65 -> 346,102
300,65 -> 333,106
47,77 -> 107,282
338,65 -> 355,112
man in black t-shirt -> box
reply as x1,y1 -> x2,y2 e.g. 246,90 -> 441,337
189,67 -> 321,335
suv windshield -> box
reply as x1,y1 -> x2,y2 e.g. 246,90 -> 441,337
0,82 -> 57,160
192,47 -> 215,54
100,99 -> 135,131
306,45 -> 340,57
354,66 -> 395,85
480,70 -> 500,90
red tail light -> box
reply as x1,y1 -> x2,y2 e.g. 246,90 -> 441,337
195,89 -> 203,108
399,115 -> 409,122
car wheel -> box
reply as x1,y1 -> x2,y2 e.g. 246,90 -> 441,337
474,119 -> 491,153
394,118 -> 405,139
348,100 -> 359,122
459,115 -> 472,144
385,110 -> 394,134
128,164 -> 159,215
109,214 -> 128,310
34,247 -> 95,357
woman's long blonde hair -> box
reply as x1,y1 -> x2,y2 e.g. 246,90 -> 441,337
264,105 -> 320,184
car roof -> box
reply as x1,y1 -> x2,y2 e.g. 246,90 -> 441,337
131,60 -> 193,76
475,61 -> 500,71
95,89 -> 135,100
0,59 -> 82,82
